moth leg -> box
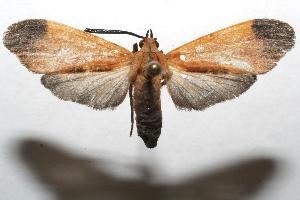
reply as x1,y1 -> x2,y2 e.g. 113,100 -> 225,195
128,47 -> 137,129
161,68 -> 172,86
129,83 -> 134,136
161,74 -> 167,85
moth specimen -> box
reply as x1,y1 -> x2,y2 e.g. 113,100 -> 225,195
3,19 -> 295,148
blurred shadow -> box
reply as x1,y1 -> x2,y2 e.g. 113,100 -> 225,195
17,139 -> 277,200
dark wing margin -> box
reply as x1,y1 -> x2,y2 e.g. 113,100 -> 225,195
41,66 -> 130,110
252,19 -> 295,62
166,19 -> 295,110
3,19 -> 47,53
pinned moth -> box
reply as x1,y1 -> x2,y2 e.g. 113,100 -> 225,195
3,19 -> 295,148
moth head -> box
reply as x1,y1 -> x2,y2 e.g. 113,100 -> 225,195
144,61 -> 162,78
139,38 -> 159,49
139,29 -> 159,49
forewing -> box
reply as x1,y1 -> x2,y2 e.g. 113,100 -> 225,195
3,19 -> 133,73
166,19 -> 295,110
41,66 -> 130,110
167,19 -> 295,74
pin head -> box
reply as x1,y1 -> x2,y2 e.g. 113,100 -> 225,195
144,61 -> 162,78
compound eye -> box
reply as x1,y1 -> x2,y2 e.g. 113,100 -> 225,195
139,40 -> 144,48
155,40 -> 159,48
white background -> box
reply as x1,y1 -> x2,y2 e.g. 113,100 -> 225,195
0,0 -> 299,199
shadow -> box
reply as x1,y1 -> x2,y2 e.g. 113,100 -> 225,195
17,139 -> 278,200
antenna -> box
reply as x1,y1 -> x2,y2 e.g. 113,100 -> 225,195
84,28 -> 144,38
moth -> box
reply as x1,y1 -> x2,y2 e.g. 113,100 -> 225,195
3,19 -> 295,148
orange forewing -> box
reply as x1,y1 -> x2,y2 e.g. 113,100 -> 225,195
166,19 -> 295,75
4,19 -> 133,74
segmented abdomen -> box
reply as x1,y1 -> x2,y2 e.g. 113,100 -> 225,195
134,75 -> 162,148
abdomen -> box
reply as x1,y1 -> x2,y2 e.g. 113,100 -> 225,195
134,75 -> 162,148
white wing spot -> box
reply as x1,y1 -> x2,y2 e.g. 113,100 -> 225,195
180,55 -> 186,61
